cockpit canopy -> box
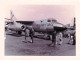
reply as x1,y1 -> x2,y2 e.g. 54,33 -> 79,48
47,18 -> 57,23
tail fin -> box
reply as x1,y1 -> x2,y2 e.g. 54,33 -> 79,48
10,10 -> 18,21
5,10 -> 14,21
5,10 -> 19,25
5,10 -> 18,22
10,10 -> 14,20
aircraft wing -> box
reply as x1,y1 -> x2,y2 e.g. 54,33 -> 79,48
54,26 -> 67,31
16,21 -> 34,25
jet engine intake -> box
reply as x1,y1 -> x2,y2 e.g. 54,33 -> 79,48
21,25 -> 25,30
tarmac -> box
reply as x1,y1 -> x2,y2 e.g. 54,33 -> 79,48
5,31 -> 76,56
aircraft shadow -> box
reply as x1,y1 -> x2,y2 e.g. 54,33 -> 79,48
34,35 -> 51,40
6,33 -> 25,37
6,33 -> 51,40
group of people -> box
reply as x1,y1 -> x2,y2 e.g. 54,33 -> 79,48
49,30 -> 76,47
67,32 -> 76,45
23,27 -> 76,47
48,31 -> 63,47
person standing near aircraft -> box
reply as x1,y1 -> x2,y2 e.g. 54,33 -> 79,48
72,32 -> 76,45
49,30 -> 57,47
67,33 -> 72,44
24,27 -> 29,41
67,32 -> 76,45
23,27 -> 28,43
28,26 -> 34,43
24,26 -> 34,43
56,32 -> 63,45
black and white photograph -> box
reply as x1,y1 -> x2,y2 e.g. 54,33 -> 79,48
4,5 -> 76,56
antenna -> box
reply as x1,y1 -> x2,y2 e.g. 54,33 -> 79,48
74,17 -> 76,29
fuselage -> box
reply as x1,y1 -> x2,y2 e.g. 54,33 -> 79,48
32,19 -> 65,34
32,21 -> 54,33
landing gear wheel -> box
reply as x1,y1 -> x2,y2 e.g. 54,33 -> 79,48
47,35 -> 51,40
18,31 -> 22,35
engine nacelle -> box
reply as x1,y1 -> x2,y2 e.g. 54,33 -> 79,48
8,24 -> 25,31
21,25 -> 25,30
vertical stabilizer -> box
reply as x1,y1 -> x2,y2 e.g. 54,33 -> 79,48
10,10 -> 14,20
10,10 -> 18,23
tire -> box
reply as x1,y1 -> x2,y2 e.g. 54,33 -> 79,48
18,31 -> 22,35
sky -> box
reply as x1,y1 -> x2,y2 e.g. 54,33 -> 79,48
5,5 -> 75,26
